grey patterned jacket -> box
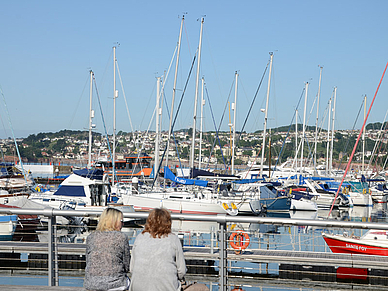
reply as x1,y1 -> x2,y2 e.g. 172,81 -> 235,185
84,230 -> 130,291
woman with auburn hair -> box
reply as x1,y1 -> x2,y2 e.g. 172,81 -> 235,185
84,208 -> 130,291
130,208 -> 209,291
129,208 -> 186,291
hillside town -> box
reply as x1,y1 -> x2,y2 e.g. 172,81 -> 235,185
0,124 -> 385,172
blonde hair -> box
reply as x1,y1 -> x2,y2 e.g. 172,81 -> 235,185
96,208 -> 123,231
142,208 -> 171,238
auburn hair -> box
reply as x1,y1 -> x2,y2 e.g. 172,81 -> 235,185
96,207 -> 123,231
143,208 -> 172,238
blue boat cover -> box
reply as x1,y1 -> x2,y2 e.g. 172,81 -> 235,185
164,167 -> 208,187
233,178 -> 265,184
308,176 -> 335,181
54,185 -> 86,197
73,168 -> 104,180
0,162 -> 14,167
0,215 -> 17,222
368,178 -> 385,182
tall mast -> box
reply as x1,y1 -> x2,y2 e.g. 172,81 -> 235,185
314,66 -> 323,174
166,16 -> 184,166
295,109 -> 298,170
326,97 -> 332,176
300,82 -> 309,171
231,71 -> 238,175
268,129 -> 272,178
190,17 -> 204,169
330,87 -> 337,174
199,77 -> 205,170
88,70 -> 94,169
362,95 -> 366,174
260,52 -> 273,178
155,76 -> 161,184
112,46 -> 118,186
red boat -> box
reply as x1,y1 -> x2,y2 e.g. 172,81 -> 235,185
322,230 -> 388,256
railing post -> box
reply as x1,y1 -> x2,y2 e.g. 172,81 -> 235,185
210,226 -> 214,254
48,215 -> 57,286
219,222 -> 227,290
54,220 -> 59,286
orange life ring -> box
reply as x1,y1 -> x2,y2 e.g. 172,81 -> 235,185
229,230 -> 250,251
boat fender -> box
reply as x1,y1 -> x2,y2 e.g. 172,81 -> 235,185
363,188 -> 367,194
229,230 -> 250,252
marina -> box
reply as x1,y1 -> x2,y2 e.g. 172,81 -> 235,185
0,4 -> 386,291
1,207 -> 388,290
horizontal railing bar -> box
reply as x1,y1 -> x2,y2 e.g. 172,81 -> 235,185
1,208 -> 388,230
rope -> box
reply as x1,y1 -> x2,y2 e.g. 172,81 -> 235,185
225,58 -> 271,172
328,61 -> 388,217
336,97 -> 364,170
204,82 -> 231,172
152,53 -> 197,188
234,59 -> 270,151
0,85 -> 29,187
92,76 -> 113,164
273,87 -> 305,174
68,74 -> 89,128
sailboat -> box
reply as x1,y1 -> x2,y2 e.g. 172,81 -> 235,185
26,69 -> 135,224
122,18 -> 242,216
123,166 -> 238,215
0,162 -> 34,204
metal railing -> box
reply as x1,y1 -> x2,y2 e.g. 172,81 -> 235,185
2,207 -> 388,290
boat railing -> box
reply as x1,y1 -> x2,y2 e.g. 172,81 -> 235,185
1,208 -> 388,290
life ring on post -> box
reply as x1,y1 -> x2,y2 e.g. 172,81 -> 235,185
229,230 -> 250,253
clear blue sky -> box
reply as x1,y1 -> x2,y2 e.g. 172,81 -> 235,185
0,0 -> 387,138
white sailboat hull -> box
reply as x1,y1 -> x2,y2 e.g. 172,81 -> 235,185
124,195 -> 237,215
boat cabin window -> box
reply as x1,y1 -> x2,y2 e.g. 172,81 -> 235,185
115,161 -> 126,170
169,195 -> 183,199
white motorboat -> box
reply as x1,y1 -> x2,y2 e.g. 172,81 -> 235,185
28,168 -> 135,223
123,187 -> 238,216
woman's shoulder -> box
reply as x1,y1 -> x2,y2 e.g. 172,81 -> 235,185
167,233 -> 183,249
162,233 -> 181,244
167,233 -> 178,239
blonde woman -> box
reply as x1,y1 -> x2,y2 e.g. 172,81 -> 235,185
84,208 -> 130,291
